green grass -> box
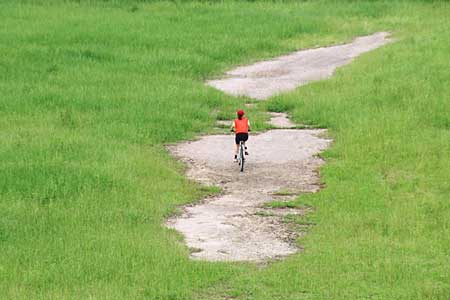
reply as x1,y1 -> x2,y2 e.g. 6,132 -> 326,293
1,0 -> 449,299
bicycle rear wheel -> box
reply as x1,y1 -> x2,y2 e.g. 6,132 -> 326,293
239,142 -> 245,172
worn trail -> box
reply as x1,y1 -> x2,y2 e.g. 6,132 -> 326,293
167,126 -> 330,261
207,32 -> 391,100
166,32 -> 391,261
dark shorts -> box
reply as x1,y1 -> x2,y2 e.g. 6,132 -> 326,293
235,133 -> 249,145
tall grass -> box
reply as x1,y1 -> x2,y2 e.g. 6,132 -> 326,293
1,1 -> 448,299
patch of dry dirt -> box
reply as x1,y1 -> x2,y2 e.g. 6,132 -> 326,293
166,129 -> 331,261
216,120 -> 232,127
268,112 -> 296,128
207,32 -> 391,100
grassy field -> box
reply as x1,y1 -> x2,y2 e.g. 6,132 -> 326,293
1,0 -> 449,299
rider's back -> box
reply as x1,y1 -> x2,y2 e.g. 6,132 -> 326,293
234,117 -> 249,133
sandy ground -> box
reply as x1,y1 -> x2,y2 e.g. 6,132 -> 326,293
166,32 -> 391,261
167,126 -> 331,261
268,112 -> 296,128
207,32 -> 391,100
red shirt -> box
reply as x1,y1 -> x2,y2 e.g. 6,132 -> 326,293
234,118 -> 249,133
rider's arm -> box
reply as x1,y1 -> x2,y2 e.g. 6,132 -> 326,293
230,121 -> 235,132
248,120 -> 251,132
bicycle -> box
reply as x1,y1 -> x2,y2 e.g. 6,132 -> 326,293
231,128 -> 248,172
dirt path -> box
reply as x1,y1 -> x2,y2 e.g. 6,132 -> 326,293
207,32 -> 391,100
167,120 -> 331,261
268,112 -> 296,128
166,32 -> 391,261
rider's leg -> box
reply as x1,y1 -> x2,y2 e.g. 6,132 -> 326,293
234,143 -> 238,161
243,141 -> 249,155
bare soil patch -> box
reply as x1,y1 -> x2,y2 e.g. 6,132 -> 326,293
167,129 -> 331,261
216,120 -> 232,127
207,32 -> 391,100
268,112 -> 296,128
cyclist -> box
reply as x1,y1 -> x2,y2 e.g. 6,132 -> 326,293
231,109 -> 250,162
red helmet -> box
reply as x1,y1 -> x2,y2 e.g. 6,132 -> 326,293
237,109 -> 245,117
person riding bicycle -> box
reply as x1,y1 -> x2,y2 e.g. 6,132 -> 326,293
231,109 -> 250,162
